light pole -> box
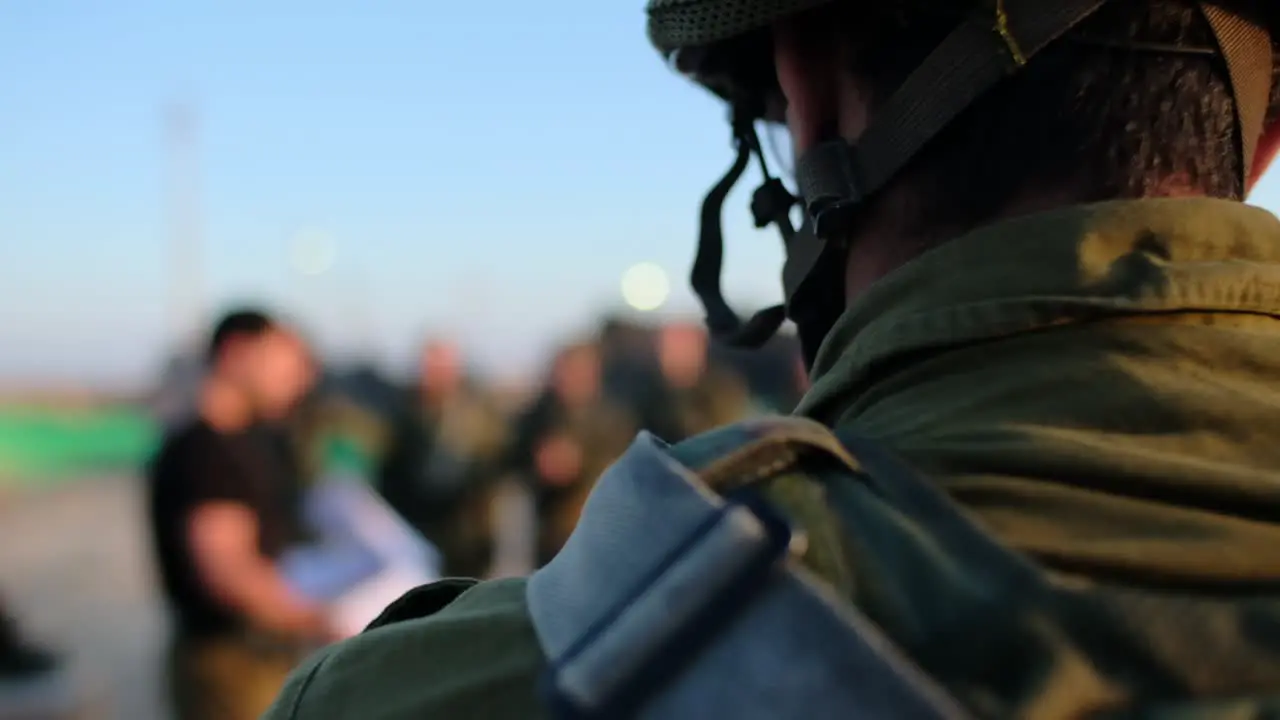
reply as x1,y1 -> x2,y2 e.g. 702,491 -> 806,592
287,230 -> 379,363
165,102 -> 204,356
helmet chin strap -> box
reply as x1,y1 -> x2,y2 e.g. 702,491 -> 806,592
692,0 -> 1271,371
690,108 -> 797,349
689,108 -> 852,369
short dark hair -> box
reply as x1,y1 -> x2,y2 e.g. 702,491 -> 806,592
838,0 -> 1280,240
207,308 -> 275,363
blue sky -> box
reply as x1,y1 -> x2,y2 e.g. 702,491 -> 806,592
0,0 -> 790,387
4,1 -> 1280,388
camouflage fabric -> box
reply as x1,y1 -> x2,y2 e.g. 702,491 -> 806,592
800,197 -> 1280,589
264,198 -> 1280,719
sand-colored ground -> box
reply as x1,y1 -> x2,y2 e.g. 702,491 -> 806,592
0,477 -> 167,720
0,472 -> 538,720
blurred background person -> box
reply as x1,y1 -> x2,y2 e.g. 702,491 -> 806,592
505,340 -> 638,567
640,322 -> 753,443
375,338 -> 509,578
146,309 -> 330,720
714,333 -> 810,414
596,315 -> 658,411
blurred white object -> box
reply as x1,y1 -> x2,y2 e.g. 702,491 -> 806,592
281,476 -> 441,639
487,477 -> 537,579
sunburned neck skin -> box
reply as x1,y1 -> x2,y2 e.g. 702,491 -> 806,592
842,187 -> 1084,303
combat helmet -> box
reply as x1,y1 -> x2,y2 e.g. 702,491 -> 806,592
649,0 -> 1276,365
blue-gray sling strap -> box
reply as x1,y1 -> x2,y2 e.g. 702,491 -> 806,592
525,430 -> 972,719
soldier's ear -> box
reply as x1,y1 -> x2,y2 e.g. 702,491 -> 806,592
1247,120 -> 1280,193
773,16 -> 842,155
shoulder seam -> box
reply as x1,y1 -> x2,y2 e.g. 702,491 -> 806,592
279,650 -> 332,719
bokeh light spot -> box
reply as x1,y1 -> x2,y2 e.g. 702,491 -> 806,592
620,262 -> 670,312
290,230 -> 337,276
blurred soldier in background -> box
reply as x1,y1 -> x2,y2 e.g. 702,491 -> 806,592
505,340 -> 637,566
641,322 -> 753,442
723,334 -> 810,413
277,376 -> 389,491
596,315 -> 657,408
148,309 -> 329,720
375,339 -> 508,578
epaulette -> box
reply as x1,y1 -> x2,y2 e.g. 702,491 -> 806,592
525,418 -> 971,719
666,415 -> 867,597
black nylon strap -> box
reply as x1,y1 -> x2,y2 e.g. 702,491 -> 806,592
860,0 -> 1110,191
692,110 -> 797,347
692,128 -> 751,337
796,0 -> 1108,238
690,135 -> 790,347
1200,2 -> 1273,196
725,304 -> 789,347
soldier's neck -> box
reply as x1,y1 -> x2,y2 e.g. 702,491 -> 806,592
843,185 -> 1082,304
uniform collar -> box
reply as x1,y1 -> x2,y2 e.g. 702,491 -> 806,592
797,198 -> 1280,423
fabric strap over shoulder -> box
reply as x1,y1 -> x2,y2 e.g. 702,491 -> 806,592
524,417 -> 981,720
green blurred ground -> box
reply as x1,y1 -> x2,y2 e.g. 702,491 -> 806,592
0,407 -> 157,489
0,406 -> 375,490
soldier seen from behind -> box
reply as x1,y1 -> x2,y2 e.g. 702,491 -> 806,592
595,315 -> 658,412
266,1 -> 1280,717
375,338 -> 508,579
639,321 -> 754,442
504,340 -> 638,567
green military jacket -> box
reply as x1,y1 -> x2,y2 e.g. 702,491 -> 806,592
264,199 -> 1280,719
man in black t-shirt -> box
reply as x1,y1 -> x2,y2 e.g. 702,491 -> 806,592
148,309 -> 326,720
